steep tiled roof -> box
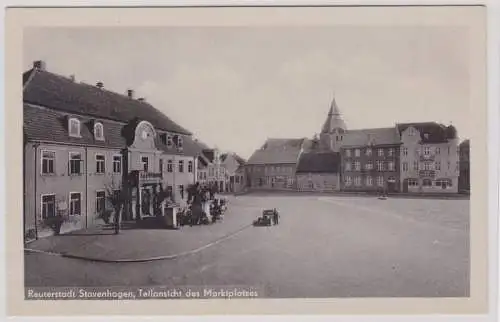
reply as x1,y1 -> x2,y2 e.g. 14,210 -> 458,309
24,104 -> 126,148
396,122 -> 457,143
296,151 -> 341,173
247,138 -> 305,165
23,68 -> 191,135
341,127 -> 400,147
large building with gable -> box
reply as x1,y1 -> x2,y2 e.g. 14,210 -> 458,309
23,60 -> 202,240
246,95 -> 462,194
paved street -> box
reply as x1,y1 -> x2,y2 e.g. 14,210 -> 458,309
25,195 -> 470,298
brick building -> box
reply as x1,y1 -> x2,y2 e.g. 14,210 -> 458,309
340,128 -> 401,193
23,61 -> 200,240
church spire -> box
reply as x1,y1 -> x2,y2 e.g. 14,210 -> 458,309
321,95 -> 347,133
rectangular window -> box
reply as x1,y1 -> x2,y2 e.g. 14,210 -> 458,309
69,152 -> 82,175
41,194 -> 56,220
345,149 -> 351,157
365,161 -> 373,170
408,179 -> 419,187
402,162 -> 408,171
96,191 -> 105,214
366,176 -> 373,186
167,135 -> 173,147
96,154 -> 105,174
69,192 -> 81,216
354,176 -> 361,186
167,185 -> 173,198
113,155 -> 122,173
179,185 -> 185,199
188,161 -> 193,173
424,146 -> 431,156
141,156 -> 149,172
377,176 -> 384,187
402,147 -> 408,156
376,161 -> 384,171
179,160 -> 184,173
167,160 -> 173,172
355,161 -> 361,171
423,179 -> 433,187
354,149 -> 360,157
345,162 -> 352,171
388,148 -> 395,157
366,148 -> 372,156
344,176 -> 352,186
413,161 -> 418,170
378,149 -> 384,157
159,159 -> 164,173
41,150 -> 55,174
435,162 -> 441,170
436,147 -> 441,155
388,161 -> 395,171
423,162 -> 433,170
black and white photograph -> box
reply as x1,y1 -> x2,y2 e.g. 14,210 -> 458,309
3,3 -> 494,318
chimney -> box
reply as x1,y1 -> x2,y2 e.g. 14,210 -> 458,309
33,60 -> 46,71
127,89 -> 134,99
69,75 -> 75,82
137,97 -> 145,102
96,81 -> 104,89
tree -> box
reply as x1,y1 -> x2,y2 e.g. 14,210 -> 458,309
104,177 -> 130,234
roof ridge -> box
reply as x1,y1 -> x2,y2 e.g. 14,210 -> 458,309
22,68 -> 37,91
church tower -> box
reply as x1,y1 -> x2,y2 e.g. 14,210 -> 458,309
319,96 -> 347,152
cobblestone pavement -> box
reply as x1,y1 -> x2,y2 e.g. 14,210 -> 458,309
25,195 -> 470,298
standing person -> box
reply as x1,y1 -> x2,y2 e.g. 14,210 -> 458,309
273,208 -> 279,225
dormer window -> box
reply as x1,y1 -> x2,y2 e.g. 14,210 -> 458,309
176,135 -> 183,150
408,127 -> 416,136
94,122 -> 104,141
167,134 -> 173,147
160,133 -> 167,145
68,118 -> 81,137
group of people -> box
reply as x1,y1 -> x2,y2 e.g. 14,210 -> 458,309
181,182 -> 227,226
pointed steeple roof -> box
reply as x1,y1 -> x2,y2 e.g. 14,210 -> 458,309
321,96 -> 347,133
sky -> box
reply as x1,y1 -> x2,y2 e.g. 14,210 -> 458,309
24,26 -> 472,159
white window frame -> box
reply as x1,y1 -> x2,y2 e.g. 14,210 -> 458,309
96,190 -> 106,214
435,161 -> 441,170
378,148 -> 384,157
345,162 -> 352,171
402,162 -> 408,171
366,148 -> 372,156
424,146 -> 431,156
344,176 -> 352,186
345,149 -> 351,157
377,161 -> 384,171
403,147 -> 408,156
178,160 -> 184,173
388,161 -> 395,171
167,160 -> 173,173
95,153 -> 105,174
354,176 -> 361,186
365,161 -> 373,170
176,136 -> 184,149
188,160 -> 193,173
69,192 -> 82,216
141,156 -> 149,172
40,193 -> 56,220
377,176 -> 384,187
354,161 -> 361,171
436,147 -> 441,155
366,176 -> 373,186
94,122 -> 104,141
69,151 -> 83,175
41,150 -> 56,175
113,155 -> 122,174
413,161 -> 419,171
388,148 -> 395,157
166,134 -> 173,147
68,118 -> 81,138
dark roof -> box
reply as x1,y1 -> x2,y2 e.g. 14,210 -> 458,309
247,138 -> 305,165
233,153 -> 246,165
341,127 -> 400,147
23,68 -> 191,135
397,122 -> 457,143
24,104 -> 126,148
202,149 -> 216,163
460,139 -> 470,147
296,152 -> 341,173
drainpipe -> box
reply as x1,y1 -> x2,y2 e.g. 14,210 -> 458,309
33,143 -> 39,240
85,146 -> 88,228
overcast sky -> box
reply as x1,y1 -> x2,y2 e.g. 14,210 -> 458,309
24,26 -> 471,159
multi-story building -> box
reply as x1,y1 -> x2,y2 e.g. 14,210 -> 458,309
459,139 -> 470,192
246,138 -> 305,190
397,123 -> 459,193
296,146 -> 341,192
23,61 -> 199,240
339,128 -> 401,193
220,153 -> 246,193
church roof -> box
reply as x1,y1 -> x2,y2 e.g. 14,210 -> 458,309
321,97 -> 347,133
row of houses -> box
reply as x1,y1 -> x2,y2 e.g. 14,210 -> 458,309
245,98 -> 470,194
23,61 -> 245,240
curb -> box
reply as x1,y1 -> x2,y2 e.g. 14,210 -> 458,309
24,223 -> 254,264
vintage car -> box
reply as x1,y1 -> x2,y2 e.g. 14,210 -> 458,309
253,209 -> 276,226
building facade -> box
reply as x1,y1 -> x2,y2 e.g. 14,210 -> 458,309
398,123 -> 460,193
339,128 -> 401,193
296,151 -> 340,192
23,61 -> 199,240
220,153 -> 246,193
458,139 -> 470,192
